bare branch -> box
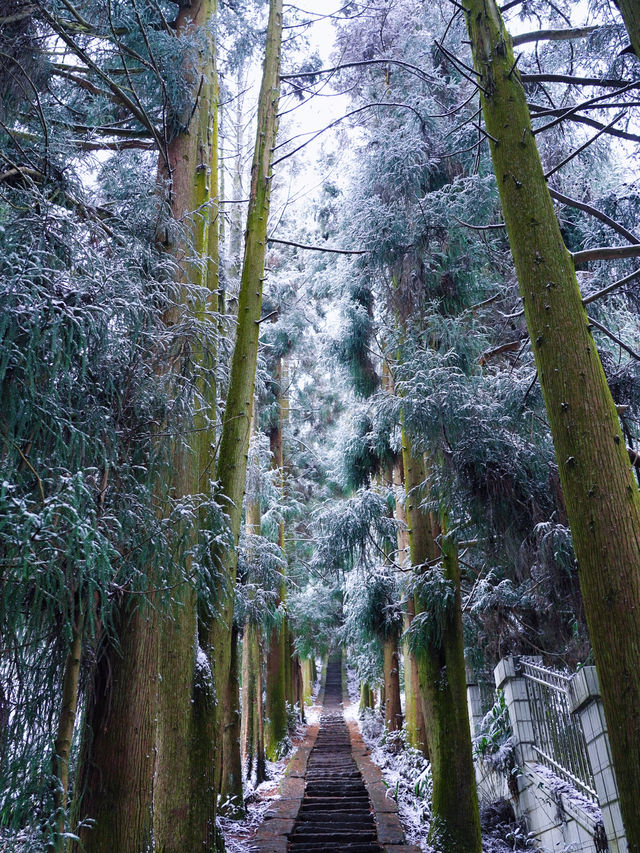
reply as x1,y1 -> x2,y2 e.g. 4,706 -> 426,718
531,83 -> 640,141
544,110 -> 627,179
550,188 -> 640,245
281,58 -> 436,85
588,315 -> 640,360
522,73 -> 631,87
583,268 -> 640,305
513,26 -> 599,46
573,245 -> 640,264
272,102 -> 426,166
267,237 -> 367,255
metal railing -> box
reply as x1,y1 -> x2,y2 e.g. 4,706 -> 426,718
520,658 -> 597,802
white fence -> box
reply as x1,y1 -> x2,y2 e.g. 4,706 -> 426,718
468,657 -> 627,853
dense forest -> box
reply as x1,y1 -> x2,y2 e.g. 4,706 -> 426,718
2,0 -> 640,850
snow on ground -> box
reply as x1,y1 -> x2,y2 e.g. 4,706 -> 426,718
346,665 -> 435,851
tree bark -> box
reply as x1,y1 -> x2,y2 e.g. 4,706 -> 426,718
359,682 -> 375,712
393,456 -> 427,753
301,657 -> 314,705
52,606 -> 84,853
402,601 -> 428,755
72,604 -> 156,853
241,622 -> 267,784
265,618 -> 288,759
383,635 -> 403,733
153,0 -> 220,848
265,355 -> 289,756
416,532 -> 481,853
220,623 -> 244,816
241,439 -> 267,785
402,431 -> 481,853
466,3 -> 640,845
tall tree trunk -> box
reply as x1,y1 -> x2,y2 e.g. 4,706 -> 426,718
417,530 -> 480,853
220,623 -> 244,816
359,682 -> 375,713
52,606 -> 84,853
395,457 -> 427,752
241,622 -> 267,784
241,423 -> 267,784
265,618 -> 288,758
154,0 -> 220,848
72,604 -> 157,853
402,431 -> 481,853
387,362 -> 426,753
291,651 -> 304,723
402,599 -> 427,754
466,3 -> 640,845
209,0 -> 283,792
301,657 -> 314,706
265,355 -> 289,757
382,635 -> 403,733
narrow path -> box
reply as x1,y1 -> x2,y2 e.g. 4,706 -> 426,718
288,656 -> 382,852
251,655 -> 418,853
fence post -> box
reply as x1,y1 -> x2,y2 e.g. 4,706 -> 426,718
568,667 -> 627,853
466,664 -> 485,737
494,656 -> 539,772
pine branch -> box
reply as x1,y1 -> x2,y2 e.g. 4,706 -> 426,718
38,9 -> 163,151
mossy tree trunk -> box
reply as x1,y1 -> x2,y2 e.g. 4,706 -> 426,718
265,617 -> 288,758
402,599 -> 427,754
154,0 -> 220,848
466,3 -> 640,845
208,0 -> 283,792
220,623 -> 244,815
241,428 -> 267,784
359,682 -> 375,713
293,653 -> 305,722
402,431 -> 481,853
395,457 -> 427,752
382,635 -> 403,733
241,623 -> 267,784
52,605 -> 84,853
265,355 -> 289,757
72,605 -> 157,853
301,657 -> 314,705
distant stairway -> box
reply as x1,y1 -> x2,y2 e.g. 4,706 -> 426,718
288,656 -> 383,853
